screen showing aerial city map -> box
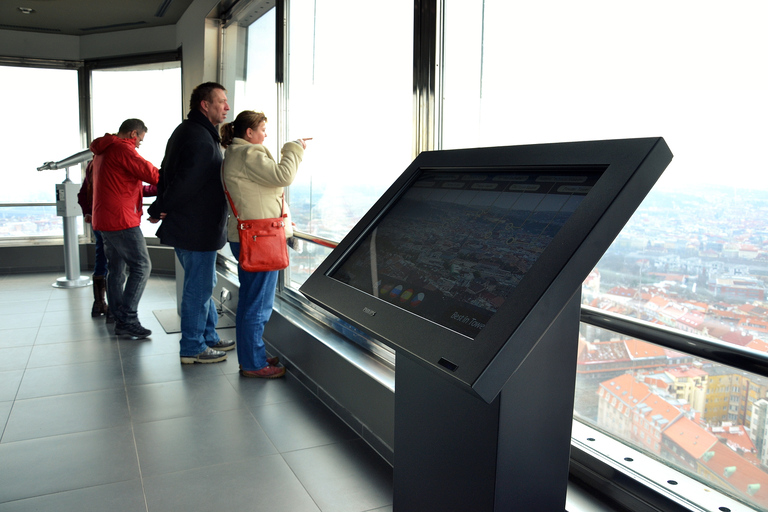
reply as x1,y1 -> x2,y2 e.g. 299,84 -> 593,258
329,168 -> 602,338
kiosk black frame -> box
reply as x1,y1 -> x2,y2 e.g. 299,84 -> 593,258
300,138 -> 673,510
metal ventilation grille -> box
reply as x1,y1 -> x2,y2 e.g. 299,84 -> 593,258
155,0 -> 173,17
79,21 -> 147,32
0,24 -> 61,33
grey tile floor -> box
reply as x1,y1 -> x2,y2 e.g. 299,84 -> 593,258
0,272 -> 393,512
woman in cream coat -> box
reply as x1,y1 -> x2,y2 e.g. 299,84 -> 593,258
220,110 -> 306,378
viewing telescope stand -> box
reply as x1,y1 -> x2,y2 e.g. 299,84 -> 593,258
53,172 -> 90,288
38,150 -> 94,289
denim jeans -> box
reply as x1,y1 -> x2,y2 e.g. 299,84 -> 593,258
230,242 -> 278,371
174,248 -> 222,357
93,230 -> 108,277
101,227 -> 151,325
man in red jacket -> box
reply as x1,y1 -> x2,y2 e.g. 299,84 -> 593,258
91,119 -> 159,339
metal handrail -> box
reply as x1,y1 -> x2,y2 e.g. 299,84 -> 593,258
292,230 -> 339,249
292,230 -> 768,379
580,305 -> 768,379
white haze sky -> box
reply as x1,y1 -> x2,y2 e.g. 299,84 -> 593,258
2,0 -> 767,207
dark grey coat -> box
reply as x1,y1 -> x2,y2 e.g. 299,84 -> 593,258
148,109 -> 227,252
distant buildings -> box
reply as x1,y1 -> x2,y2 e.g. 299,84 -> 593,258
596,373 -> 768,509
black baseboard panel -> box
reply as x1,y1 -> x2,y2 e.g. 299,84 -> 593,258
0,243 -> 177,276
262,302 -> 395,466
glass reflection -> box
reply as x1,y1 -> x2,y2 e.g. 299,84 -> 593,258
577,322 -> 768,510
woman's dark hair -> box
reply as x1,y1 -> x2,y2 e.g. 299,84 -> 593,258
220,110 -> 268,148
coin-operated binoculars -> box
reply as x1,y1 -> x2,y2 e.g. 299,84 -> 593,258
37,149 -> 93,288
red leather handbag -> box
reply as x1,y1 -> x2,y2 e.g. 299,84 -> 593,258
223,180 -> 289,273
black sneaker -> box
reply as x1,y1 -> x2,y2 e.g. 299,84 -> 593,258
115,321 -> 152,339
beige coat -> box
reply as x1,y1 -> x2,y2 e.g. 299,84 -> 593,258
221,138 -> 304,242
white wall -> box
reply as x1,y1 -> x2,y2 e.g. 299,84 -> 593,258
175,0 -> 222,109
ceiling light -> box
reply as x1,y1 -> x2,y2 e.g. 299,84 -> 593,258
17,7 -> 35,14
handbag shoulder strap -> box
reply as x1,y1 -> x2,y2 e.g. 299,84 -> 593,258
221,173 -> 241,221
222,171 -> 286,222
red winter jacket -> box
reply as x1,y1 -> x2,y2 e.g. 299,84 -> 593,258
90,134 -> 159,232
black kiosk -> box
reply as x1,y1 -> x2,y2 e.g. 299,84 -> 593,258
300,138 -> 673,511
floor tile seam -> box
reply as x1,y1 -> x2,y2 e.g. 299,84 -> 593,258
6,277 -> 124,447
0,298 -> 51,309
21,349 -> 122,366
23,355 -> 123,370
120,337 -> 153,512
279,451 -> 324,512
16,383 -> 127,402
239,400 -> 282,453
226,369 -> 314,406
0,399 -> 13,443
9,385 -> 129,403
31,332 -> 120,345
0,477 -> 144,508
137,451 -> 287,482
0,331 -> 39,442
123,371 -> 245,392
274,438 -> 360,458
126,403 -> 256,427
0,419 -> 139,445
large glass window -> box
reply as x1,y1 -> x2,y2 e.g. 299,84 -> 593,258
91,62 -> 182,237
285,0 -> 414,288
441,0 -> 768,508
0,65 -> 81,238
233,9 -> 278,158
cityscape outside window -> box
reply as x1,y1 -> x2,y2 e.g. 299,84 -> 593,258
91,63 -> 182,237
282,0 -> 414,289
0,66 -> 81,238
439,0 -> 768,509
0,63 -> 180,239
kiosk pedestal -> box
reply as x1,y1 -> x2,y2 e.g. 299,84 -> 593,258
393,294 -> 581,511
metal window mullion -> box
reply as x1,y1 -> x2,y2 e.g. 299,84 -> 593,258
413,0 -> 439,156
276,0 -> 288,293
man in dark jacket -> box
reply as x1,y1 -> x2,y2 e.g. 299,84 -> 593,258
148,82 -> 235,363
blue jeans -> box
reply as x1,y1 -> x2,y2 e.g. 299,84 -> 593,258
230,242 -> 278,371
93,230 -> 108,277
101,227 -> 151,325
174,248 -> 222,357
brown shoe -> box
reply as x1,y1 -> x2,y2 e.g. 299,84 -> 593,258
239,357 -> 280,369
240,365 -> 286,379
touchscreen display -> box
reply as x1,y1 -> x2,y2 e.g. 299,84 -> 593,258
329,169 -> 602,338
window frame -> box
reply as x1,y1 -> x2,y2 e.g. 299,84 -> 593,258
0,51 -> 180,247
220,0 -> 768,509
